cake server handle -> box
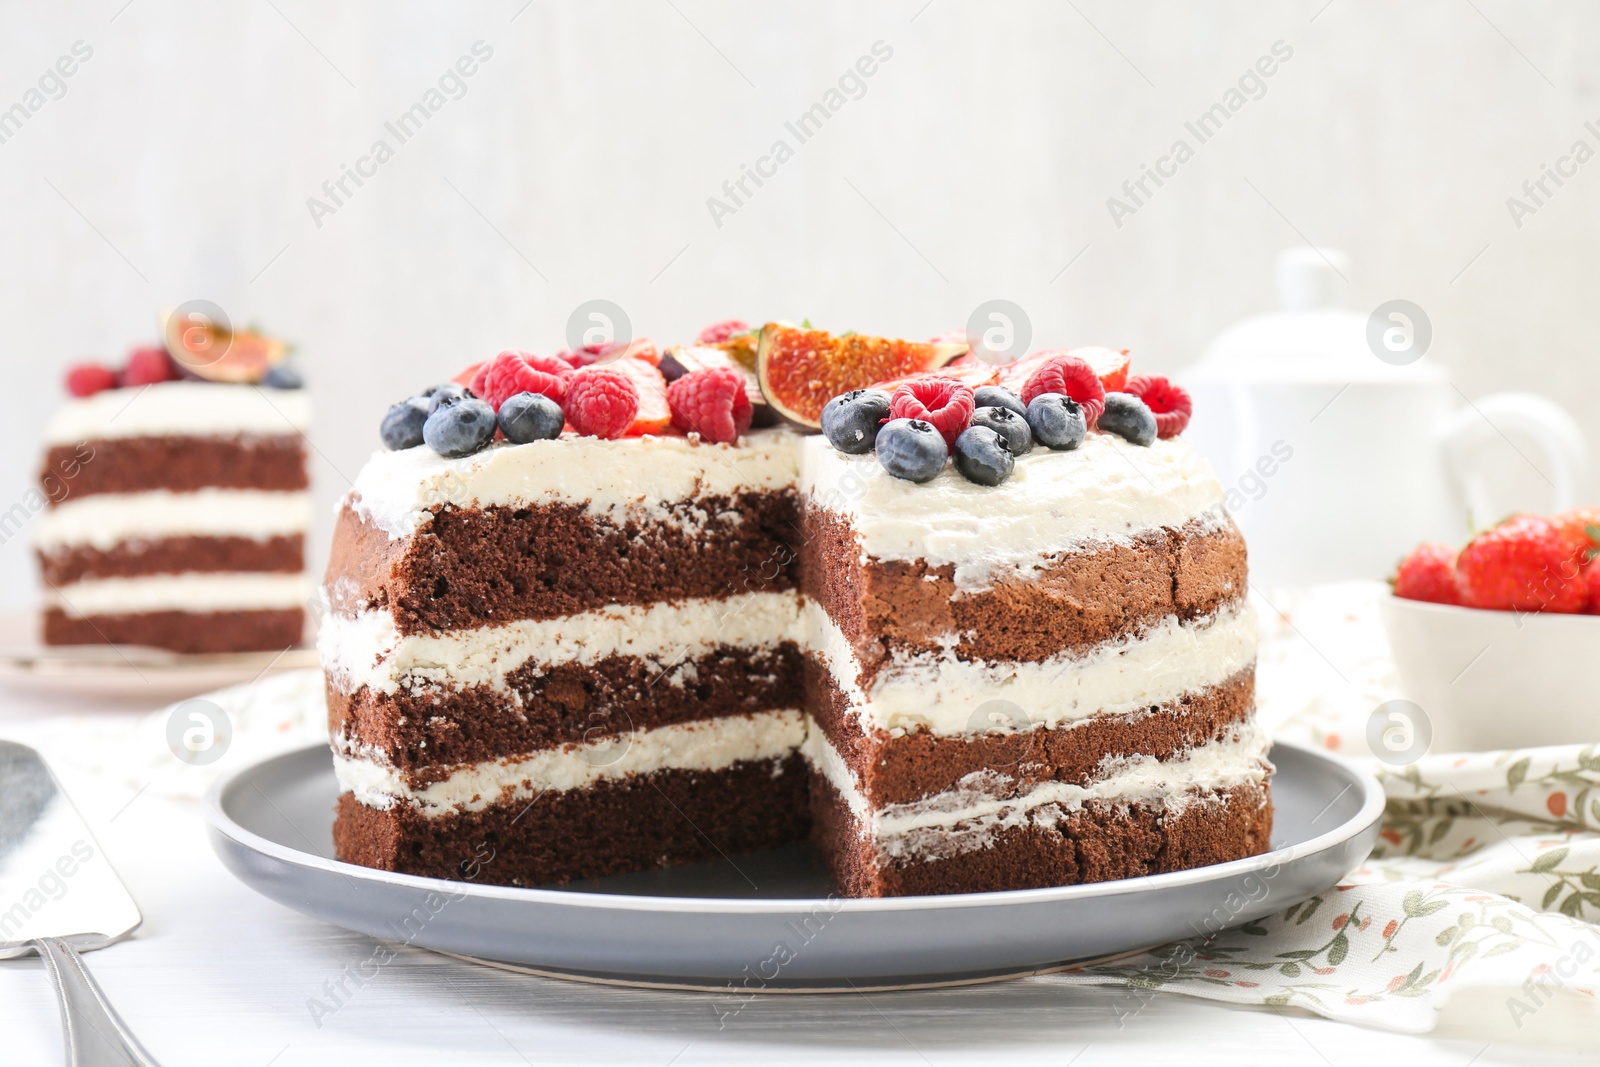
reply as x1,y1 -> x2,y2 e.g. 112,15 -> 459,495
32,936 -> 162,1066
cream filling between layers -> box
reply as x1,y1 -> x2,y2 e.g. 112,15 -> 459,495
45,572 -> 310,616
807,600 -> 1257,737
799,432 -> 1229,589
335,708 -> 807,815
348,430 -> 801,539
44,381 -> 312,443
35,489 -> 311,552
802,716 -> 1272,860
320,591 -> 805,696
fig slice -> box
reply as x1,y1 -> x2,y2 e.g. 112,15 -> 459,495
756,323 -> 966,431
999,346 -> 1130,396
161,309 -> 288,384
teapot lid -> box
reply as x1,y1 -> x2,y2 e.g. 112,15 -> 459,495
1193,249 -> 1440,383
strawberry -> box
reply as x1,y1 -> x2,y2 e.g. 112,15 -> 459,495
1549,507 -> 1600,576
1392,543 -> 1461,606
1456,515 -> 1586,613
65,363 -> 118,397
121,346 -> 179,387
452,361 -> 485,388
472,350 -> 574,412
872,354 -> 999,394
1001,346 -> 1129,396
697,320 -> 749,345
1585,564 -> 1600,615
1124,374 -> 1193,439
888,377 -> 974,450
1019,353 -> 1107,427
578,337 -> 661,368
611,356 -> 672,436
667,367 -> 753,444
565,367 -> 639,439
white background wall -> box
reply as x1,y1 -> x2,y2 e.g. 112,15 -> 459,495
2,0 -> 1597,608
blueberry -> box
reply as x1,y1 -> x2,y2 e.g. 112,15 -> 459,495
973,385 -> 1026,418
380,397 -> 430,450
953,426 -> 1015,486
426,383 -> 470,415
821,389 -> 892,454
263,364 -> 303,389
419,382 -> 457,397
970,405 -> 1033,455
875,418 -> 947,482
423,398 -> 497,457
1098,392 -> 1158,446
497,391 -> 564,444
1026,394 -> 1087,451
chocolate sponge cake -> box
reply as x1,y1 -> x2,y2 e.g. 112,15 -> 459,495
323,341 -> 1271,896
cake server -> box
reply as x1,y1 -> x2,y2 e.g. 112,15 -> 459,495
0,740 -> 161,1066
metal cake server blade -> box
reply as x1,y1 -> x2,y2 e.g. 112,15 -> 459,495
0,740 -> 161,1066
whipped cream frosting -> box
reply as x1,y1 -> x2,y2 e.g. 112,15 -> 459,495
44,381 -> 312,444
335,708 -> 806,815
798,432 -> 1228,588
46,572 -> 310,616
35,489 -> 311,551
321,591 -> 804,696
803,716 -> 1272,860
807,600 -> 1257,737
347,430 -> 801,539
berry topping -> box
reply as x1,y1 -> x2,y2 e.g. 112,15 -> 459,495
821,389 -> 891,454
612,356 -> 672,436
970,405 -> 1033,455
1019,353 -> 1106,427
121,346 -> 179,387
667,367 -> 753,444
565,367 -> 640,439
423,397 -> 497,458
1550,506 -> 1600,573
953,425 -> 1015,486
472,350 -> 574,411
1456,515 -> 1585,613
973,385 -> 1026,418
426,382 -> 470,415
875,418 -> 948,483
65,363 -> 118,397
1097,392 -> 1158,446
1025,394 -> 1087,451
1586,563 -> 1600,615
697,319 -> 749,345
888,377 -> 975,450
381,397 -> 430,450
1392,543 -> 1462,606
497,391 -> 565,444
263,364 -> 303,389
1124,374 -> 1192,438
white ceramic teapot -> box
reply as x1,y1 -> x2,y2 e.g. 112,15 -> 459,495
1182,249 -> 1587,588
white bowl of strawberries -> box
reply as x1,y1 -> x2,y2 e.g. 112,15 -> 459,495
1381,509 -> 1600,752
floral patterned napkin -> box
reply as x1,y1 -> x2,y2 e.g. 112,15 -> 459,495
1051,583 -> 1600,1035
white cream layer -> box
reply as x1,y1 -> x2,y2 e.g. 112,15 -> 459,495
335,708 -> 807,815
802,716 -> 1272,860
35,489 -> 311,552
348,430 -> 801,539
44,381 -> 312,444
46,572 -> 310,616
320,591 -> 805,696
807,600 -> 1257,737
799,432 -> 1228,589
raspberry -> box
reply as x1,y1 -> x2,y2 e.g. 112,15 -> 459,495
121,346 -> 179,387
65,363 -> 118,397
696,320 -> 748,345
565,367 -> 639,439
1020,354 -> 1106,428
1392,543 -> 1461,606
1456,515 -> 1585,613
1124,374 -> 1193,438
667,367 -> 752,444
472,350 -> 574,411
888,377 -> 974,450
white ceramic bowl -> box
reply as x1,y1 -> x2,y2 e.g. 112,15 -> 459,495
1379,593 -> 1600,752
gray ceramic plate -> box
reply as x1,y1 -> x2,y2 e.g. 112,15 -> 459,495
204,740 -> 1383,990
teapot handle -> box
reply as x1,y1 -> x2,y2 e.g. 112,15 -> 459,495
1437,392 -> 1588,527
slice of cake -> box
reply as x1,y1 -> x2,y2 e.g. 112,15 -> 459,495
35,337 -> 310,654
323,335 -> 1272,896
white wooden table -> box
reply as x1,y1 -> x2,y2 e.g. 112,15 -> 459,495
0,689 -> 1588,1067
